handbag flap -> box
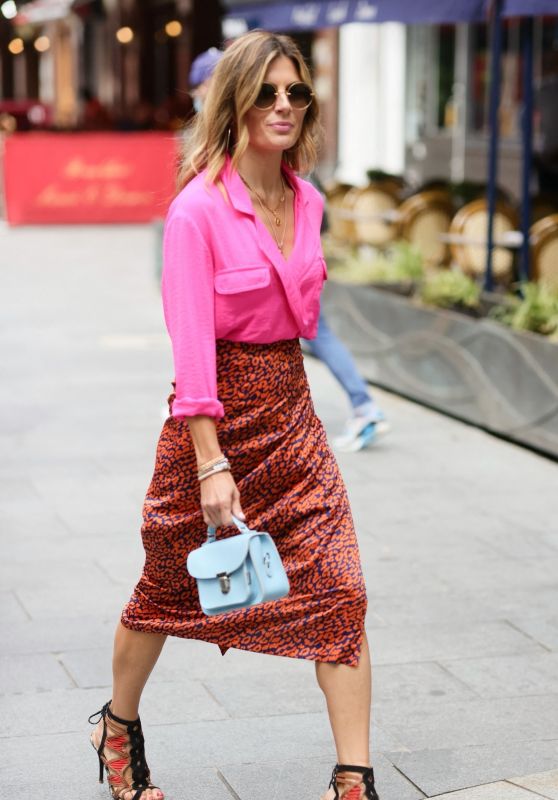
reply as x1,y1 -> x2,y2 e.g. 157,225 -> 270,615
187,533 -> 252,580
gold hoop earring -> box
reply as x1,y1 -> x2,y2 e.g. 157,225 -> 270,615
226,127 -> 231,151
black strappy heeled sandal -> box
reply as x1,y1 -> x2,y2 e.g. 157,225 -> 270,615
327,763 -> 380,800
88,700 -> 163,800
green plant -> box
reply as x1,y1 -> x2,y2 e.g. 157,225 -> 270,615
490,283 -> 558,338
419,269 -> 481,310
389,241 -> 424,281
329,253 -> 382,284
356,241 -> 424,283
328,241 -> 423,285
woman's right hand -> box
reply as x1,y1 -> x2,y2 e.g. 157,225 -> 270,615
199,470 -> 245,528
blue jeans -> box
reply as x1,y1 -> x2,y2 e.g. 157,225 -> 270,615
303,310 -> 372,411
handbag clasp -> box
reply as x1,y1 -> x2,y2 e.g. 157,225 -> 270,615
217,572 -> 231,594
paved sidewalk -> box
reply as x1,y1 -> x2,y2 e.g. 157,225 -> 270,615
1,223 -> 557,800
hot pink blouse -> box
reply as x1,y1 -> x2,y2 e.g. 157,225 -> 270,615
162,158 -> 326,419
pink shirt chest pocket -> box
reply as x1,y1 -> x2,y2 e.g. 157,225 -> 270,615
214,265 -> 271,294
214,264 -> 279,340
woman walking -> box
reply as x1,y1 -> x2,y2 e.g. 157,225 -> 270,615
88,31 -> 379,800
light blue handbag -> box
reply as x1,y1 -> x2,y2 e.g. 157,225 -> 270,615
186,515 -> 290,616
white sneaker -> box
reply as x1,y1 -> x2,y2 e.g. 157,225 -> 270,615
333,410 -> 389,452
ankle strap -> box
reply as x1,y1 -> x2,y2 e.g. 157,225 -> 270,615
106,704 -> 141,727
336,765 -> 373,776
87,699 -> 140,728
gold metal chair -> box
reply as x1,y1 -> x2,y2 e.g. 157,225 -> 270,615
449,198 -> 519,282
530,213 -> 558,292
397,189 -> 454,267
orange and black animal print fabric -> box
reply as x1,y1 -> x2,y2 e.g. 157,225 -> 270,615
121,339 -> 367,666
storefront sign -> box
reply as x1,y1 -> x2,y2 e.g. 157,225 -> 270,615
3,132 -> 178,225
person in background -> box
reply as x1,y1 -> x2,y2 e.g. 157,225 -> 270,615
189,47 -> 223,112
304,174 -> 389,453
304,311 -> 389,452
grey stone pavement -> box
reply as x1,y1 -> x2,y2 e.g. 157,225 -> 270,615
1,223 -> 558,800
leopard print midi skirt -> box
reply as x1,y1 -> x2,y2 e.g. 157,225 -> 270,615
121,338 -> 367,666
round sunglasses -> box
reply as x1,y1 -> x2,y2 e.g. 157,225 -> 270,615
253,81 -> 314,111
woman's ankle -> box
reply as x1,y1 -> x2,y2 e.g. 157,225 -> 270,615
109,698 -> 140,722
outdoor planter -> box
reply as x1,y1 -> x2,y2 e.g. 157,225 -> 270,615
321,278 -> 558,458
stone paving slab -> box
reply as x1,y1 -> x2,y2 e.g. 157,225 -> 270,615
16,580 -> 130,620
439,652 -> 558,698
203,670 -> 326,719
1,759 -> 231,800
376,694 -> 558,751
0,652 -> 75,694
145,714 -> 404,767
372,661 -> 478,704
509,770 -> 558,800
0,616 -> 116,655
0,590 -> 30,623
0,559 -> 115,591
368,590 -> 505,628
220,753 -> 425,800
1,684 -> 228,738
386,740 -> 558,796
508,617 -> 558,652
468,586 -> 558,623
430,782 -> 549,799
366,620 -> 544,666
2,507 -> 71,538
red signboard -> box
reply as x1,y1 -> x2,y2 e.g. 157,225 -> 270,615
3,132 -> 178,225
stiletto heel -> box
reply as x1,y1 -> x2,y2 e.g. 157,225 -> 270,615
96,747 -> 105,783
88,699 -> 163,799
326,763 -> 380,800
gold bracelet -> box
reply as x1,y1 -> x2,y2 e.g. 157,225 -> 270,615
197,457 -> 230,480
197,455 -> 226,472
198,458 -> 229,477
198,462 -> 231,482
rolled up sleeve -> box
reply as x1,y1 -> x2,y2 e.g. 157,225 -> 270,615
161,212 -> 225,419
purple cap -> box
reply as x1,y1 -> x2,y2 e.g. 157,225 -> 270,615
189,47 -> 223,88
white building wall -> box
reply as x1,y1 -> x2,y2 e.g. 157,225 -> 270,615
337,23 -> 406,185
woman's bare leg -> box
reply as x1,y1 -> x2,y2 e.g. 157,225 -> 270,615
315,630 -> 372,798
91,622 -> 167,800
111,622 -> 167,719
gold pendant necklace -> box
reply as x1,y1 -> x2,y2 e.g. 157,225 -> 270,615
255,195 -> 287,251
240,174 -> 286,226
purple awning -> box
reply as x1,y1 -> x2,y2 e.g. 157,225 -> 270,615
224,0 -> 557,30
224,0 -> 486,31
502,0 -> 558,15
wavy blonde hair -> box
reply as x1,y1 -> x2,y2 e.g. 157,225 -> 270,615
177,30 -> 321,190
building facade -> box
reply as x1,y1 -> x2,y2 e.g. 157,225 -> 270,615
0,0 -> 221,129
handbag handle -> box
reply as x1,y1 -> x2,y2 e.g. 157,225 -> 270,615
206,514 -> 250,543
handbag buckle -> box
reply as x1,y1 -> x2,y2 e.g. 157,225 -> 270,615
217,572 -> 231,594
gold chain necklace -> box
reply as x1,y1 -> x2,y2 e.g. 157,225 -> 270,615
240,174 -> 286,226
255,194 -> 287,252
239,173 -> 288,252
